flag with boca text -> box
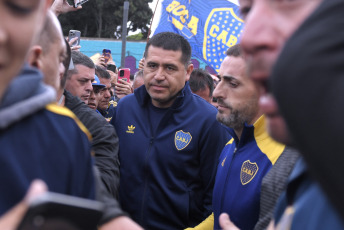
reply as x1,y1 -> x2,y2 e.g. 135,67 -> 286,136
153,0 -> 244,73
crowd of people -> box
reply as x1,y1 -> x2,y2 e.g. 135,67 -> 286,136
1,0 -> 343,229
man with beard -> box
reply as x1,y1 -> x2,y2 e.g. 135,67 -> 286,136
189,44 -> 285,230
219,0 -> 334,229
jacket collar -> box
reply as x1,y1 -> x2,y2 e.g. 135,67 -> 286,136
64,90 -> 84,110
227,115 -> 266,146
134,82 -> 192,110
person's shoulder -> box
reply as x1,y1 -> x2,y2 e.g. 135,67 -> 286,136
116,94 -> 140,115
44,103 -> 91,141
117,93 -> 137,107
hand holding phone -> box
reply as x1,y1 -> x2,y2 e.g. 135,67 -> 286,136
73,0 -> 89,8
68,30 -> 81,47
118,68 -> 131,82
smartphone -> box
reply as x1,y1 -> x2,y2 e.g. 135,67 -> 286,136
118,68 -> 131,82
73,0 -> 89,8
102,49 -> 111,64
17,192 -> 104,230
107,64 -> 117,73
68,30 -> 81,47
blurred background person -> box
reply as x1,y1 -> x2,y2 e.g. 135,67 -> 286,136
88,75 -> 105,114
95,65 -> 112,119
132,69 -> 144,90
189,68 -> 214,104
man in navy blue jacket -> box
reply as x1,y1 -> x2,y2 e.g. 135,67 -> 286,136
111,32 -> 230,229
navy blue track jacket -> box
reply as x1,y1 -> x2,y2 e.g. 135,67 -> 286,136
0,65 -> 95,215
111,83 -> 230,229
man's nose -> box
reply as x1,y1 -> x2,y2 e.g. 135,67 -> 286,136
154,67 -> 166,81
86,80 -> 93,92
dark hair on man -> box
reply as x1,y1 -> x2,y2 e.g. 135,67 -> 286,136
226,44 -> 242,57
144,32 -> 191,68
95,65 -> 111,79
67,51 -> 95,79
35,11 -> 60,55
189,69 -> 214,97
107,64 -> 117,74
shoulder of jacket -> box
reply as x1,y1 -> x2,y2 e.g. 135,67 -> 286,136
45,103 -> 92,141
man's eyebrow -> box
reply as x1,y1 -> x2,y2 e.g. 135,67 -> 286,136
222,75 -> 237,81
163,63 -> 178,68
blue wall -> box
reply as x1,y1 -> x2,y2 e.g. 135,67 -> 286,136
80,39 -> 145,69
79,39 -> 215,74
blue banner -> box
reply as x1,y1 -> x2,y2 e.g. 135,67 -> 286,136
153,0 -> 244,73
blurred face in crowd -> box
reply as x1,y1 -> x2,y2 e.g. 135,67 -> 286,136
27,11 -> 67,93
193,86 -> 212,104
239,0 -> 322,143
88,87 -> 101,110
133,76 -> 144,90
0,0 -> 51,101
107,70 -> 117,96
97,77 -> 111,111
144,46 -> 193,108
214,55 -> 260,133
41,16 -> 66,92
65,64 -> 95,104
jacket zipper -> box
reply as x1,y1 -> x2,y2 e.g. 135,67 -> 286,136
219,146 -> 238,213
140,136 -> 154,223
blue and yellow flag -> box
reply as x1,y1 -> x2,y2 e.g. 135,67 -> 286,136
153,0 -> 244,73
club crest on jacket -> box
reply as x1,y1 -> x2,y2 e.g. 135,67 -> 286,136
240,160 -> 259,185
175,130 -> 192,150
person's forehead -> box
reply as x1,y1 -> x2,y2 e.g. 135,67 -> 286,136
74,65 -> 95,78
220,56 -> 246,74
146,46 -> 183,63
219,56 -> 249,81
99,77 -> 111,85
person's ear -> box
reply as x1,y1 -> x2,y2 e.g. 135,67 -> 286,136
27,46 -> 43,70
185,63 -> 194,81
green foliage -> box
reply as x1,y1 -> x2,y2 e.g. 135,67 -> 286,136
127,33 -> 144,41
59,0 -> 153,39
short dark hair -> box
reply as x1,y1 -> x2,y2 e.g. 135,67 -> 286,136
144,32 -> 191,67
107,64 -> 117,74
226,44 -> 242,57
67,51 -> 95,79
95,65 -> 110,79
189,69 -> 214,97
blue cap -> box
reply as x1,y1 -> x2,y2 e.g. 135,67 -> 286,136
92,75 -> 106,88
